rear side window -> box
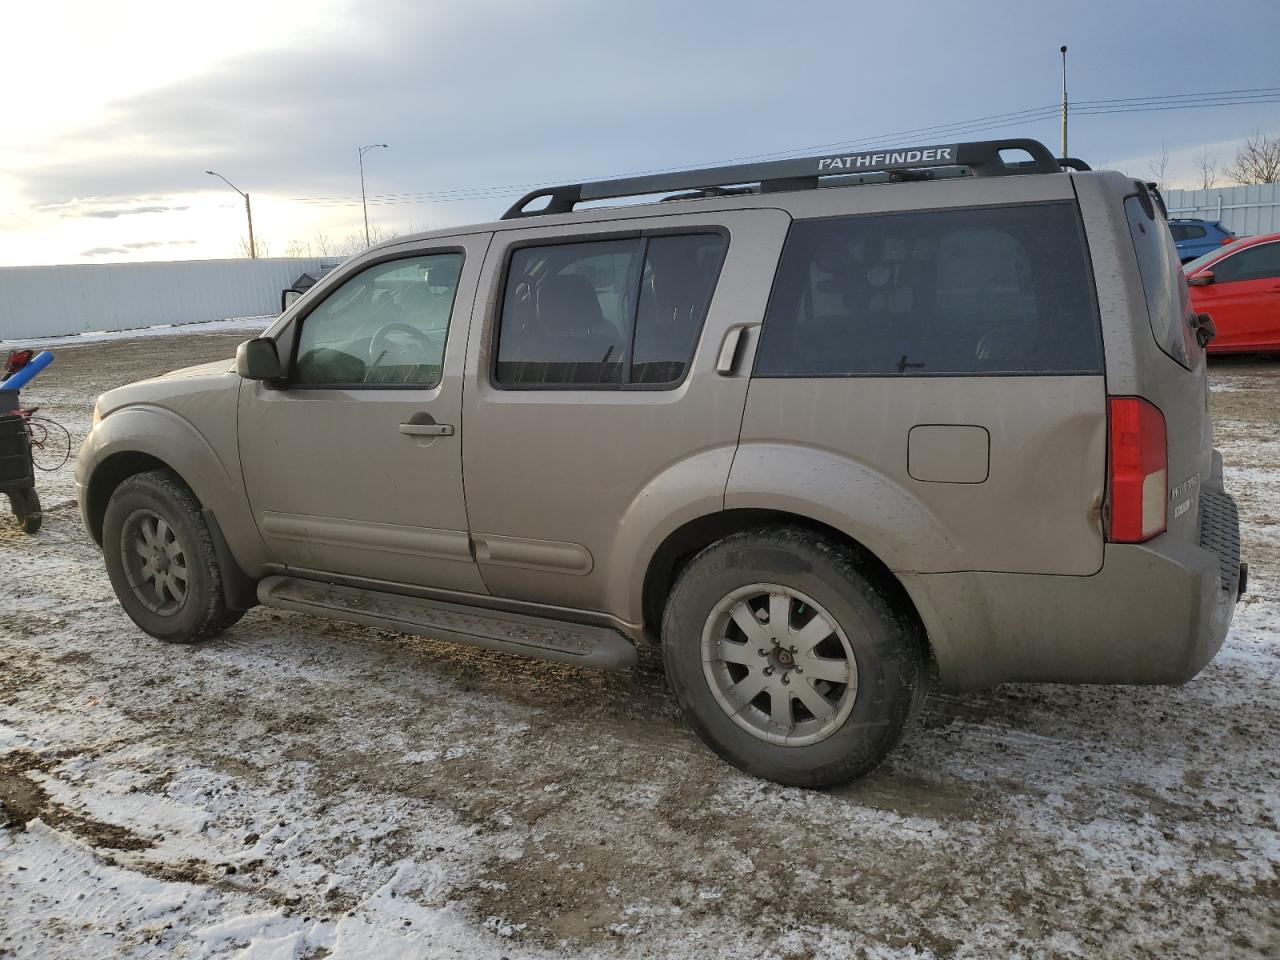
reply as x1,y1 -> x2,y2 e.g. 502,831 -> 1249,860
755,203 -> 1102,377
1183,224 -> 1207,239
1125,194 -> 1196,369
495,233 -> 727,388
1213,241 -> 1280,283
1169,224 -> 1188,241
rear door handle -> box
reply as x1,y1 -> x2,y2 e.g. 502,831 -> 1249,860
716,324 -> 750,375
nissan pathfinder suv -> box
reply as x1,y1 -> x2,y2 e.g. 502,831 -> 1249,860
77,138 -> 1244,787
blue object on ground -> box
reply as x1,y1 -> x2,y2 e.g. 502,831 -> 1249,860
0,351 -> 54,391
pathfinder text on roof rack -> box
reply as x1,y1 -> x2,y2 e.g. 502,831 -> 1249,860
817,145 -> 956,171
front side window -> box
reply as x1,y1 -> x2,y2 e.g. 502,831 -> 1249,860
495,233 -> 727,388
294,253 -> 463,387
1212,241 -> 1280,283
755,203 -> 1102,377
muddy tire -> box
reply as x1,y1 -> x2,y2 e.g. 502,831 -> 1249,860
661,527 -> 927,788
102,470 -> 243,643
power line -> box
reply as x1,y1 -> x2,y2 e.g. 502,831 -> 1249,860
277,87 -> 1279,209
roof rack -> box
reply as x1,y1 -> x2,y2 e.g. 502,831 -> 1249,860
502,138 -> 1087,219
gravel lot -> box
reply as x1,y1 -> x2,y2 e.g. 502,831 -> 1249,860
1,327 -> 1277,959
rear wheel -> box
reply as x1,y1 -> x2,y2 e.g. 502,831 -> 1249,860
102,470 -> 243,643
662,527 -> 927,787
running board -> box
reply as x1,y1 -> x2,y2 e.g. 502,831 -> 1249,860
257,575 -> 637,671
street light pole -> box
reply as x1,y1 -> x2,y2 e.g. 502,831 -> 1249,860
358,143 -> 389,247
1060,45 -> 1069,160
205,170 -> 256,258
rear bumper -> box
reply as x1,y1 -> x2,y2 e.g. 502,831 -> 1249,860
905,487 -> 1241,690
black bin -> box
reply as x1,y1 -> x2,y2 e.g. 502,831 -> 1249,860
0,412 -> 34,489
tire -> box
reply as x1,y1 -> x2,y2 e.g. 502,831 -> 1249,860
101,469 -> 243,643
661,527 -> 927,788
8,489 -> 41,534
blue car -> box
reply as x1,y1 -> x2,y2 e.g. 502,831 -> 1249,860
1168,218 -> 1235,263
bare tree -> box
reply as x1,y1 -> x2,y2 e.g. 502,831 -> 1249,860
1196,148 -> 1218,190
237,236 -> 269,258
312,231 -> 333,256
336,224 -> 402,256
1226,131 -> 1280,184
1147,141 -> 1171,189
283,239 -> 311,258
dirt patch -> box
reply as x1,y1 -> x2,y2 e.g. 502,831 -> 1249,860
0,750 -> 153,851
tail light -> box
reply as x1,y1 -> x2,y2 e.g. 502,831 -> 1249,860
1107,397 -> 1167,543
1219,236 -> 1234,245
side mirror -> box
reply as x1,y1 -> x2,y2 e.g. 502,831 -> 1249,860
236,337 -> 284,382
1187,271 -> 1215,287
281,288 -> 303,313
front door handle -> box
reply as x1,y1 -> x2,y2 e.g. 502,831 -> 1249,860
400,422 -> 454,437
400,412 -> 454,437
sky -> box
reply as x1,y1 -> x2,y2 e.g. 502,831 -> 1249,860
1,0 -> 1278,267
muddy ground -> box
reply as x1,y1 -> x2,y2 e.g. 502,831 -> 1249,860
1,327 -> 1277,959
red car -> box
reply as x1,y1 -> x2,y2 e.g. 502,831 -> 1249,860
1185,232 -> 1280,354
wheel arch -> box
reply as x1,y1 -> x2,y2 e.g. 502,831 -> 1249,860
640,508 -> 935,666
84,450 -> 172,544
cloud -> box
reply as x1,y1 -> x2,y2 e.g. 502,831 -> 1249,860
82,204 -> 190,219
124,239 -> 197,249
79,239 -> 199,257
9,0 -> 794,211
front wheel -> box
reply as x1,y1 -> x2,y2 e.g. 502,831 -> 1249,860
662,528 -> 927,788
101,470 -> 243,643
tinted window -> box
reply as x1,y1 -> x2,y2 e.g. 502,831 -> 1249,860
295,253 -> 462,386
1169,224 -> 1188,241
1183,224 -> 1207,239
1213,242 -> 1280,283
632,234 -> 727,384
755,203 -> 1102,377
496,233 -> 726,388
1125,194 -> 1196,369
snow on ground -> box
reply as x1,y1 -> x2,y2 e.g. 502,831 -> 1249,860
1,334 -> 1277,959
0,317 -> 272,352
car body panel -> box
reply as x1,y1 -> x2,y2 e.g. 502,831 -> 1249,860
76,371 -> 271,574
460,207 -> 792,614
1186,233 -> 1280,353
235,232 -> 491,593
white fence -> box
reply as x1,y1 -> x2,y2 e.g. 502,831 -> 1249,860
1163,182 -> 1280,237
0,257 -> 343,341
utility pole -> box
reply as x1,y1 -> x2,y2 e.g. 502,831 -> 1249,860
358,143 -> 389,247
1060,45 -> 1069,160
205,170 -> 256,258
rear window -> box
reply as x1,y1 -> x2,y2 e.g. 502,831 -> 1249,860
755,203 -> 1102,377
1124,193 -> 1197,369
494,233 -> 727,388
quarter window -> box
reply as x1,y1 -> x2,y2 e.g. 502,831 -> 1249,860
1125,194 -> 1197,369
1212,242 -> 1280,283
294,253 -> 463,387
755,203 -> 1102,377
495,233 -> 727,388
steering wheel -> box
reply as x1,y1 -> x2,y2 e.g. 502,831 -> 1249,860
368,322 -> 438,365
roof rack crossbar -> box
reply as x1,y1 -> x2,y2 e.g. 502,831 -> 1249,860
502,138 -> 1064,219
